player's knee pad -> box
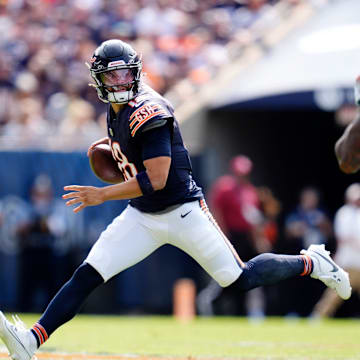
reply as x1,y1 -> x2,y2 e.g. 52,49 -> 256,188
213,268 -> 241,288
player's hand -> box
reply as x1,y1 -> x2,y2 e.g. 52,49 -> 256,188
62,185 -> 105,213
87,137 -> 110,157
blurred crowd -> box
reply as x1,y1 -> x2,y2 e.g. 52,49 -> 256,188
0,174 -> 84,312
0,0 -> 302,149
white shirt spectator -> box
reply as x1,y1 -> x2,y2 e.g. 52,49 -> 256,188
334,204 -> 360,269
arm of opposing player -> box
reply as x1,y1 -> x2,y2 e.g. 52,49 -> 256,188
335,111 -> 360,174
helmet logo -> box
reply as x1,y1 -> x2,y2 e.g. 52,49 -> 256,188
108,60 -> 126,67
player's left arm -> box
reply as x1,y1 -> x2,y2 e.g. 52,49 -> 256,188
63,120 -> 172,213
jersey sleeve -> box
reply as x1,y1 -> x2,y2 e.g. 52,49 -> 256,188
140,122 -> 172,160
128,100 -> 172,138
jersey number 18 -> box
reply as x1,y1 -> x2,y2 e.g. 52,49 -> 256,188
111,142 -> 138,181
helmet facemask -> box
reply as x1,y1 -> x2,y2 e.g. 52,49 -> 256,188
87,58 -> 142,104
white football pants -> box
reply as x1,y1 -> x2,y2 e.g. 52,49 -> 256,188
85,199 -> 243,287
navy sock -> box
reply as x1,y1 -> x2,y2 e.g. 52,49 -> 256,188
236,253 -> 312,291
34,262 -> 104,339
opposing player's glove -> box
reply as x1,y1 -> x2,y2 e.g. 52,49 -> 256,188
355,76 -> 360,107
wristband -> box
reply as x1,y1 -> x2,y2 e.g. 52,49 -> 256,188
136,171 -> 155,195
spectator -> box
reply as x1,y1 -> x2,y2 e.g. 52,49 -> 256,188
257,186 -> 281,252
210,155 -> 264,259
16,174 -> 79,312
285,187 -> 332,252
0,195 -> 29,310
281,186 -> 332,316
311,183 -> 360,318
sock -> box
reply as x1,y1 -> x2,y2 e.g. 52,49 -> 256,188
31,262 -> 104,344
300,254 -> 313,276
30,324 -> 47,348
236,253 -> 313,291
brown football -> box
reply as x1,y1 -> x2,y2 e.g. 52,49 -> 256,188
88,144 -> 124,184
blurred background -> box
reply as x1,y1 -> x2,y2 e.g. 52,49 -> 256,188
0,0 -> 360,319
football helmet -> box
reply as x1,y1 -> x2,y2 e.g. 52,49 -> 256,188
87,39 -> 142,104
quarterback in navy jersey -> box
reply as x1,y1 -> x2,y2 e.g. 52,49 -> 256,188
106,82 -> 203,212
0,40 -> 351,360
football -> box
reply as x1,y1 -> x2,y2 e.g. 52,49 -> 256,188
88,144 -> 124,184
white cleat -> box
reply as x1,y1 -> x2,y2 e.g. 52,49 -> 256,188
0,312 -> 37,360
301,244 -> 352,300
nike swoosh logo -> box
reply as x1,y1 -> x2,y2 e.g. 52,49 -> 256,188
313,251 -> 339,272
181,210 -> 192,218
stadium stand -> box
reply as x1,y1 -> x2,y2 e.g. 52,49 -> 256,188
0,0 -> 317,149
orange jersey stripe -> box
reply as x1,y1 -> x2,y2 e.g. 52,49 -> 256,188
129,103 -> 165,125
131,110 -> 167,137
129,104 -> 150,126
198,199 -> 244,268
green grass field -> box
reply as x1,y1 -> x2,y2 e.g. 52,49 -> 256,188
1,315 -> 359,360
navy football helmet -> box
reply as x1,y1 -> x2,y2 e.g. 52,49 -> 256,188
87,39 -> 142,104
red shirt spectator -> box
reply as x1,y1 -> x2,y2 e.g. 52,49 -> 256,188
209,155 -> 261,238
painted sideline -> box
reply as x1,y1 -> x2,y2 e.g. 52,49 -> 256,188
0,352 -> 220,360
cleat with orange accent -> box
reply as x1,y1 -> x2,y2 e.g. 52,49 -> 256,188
0,312 -> 37,360
300,244 -> 352,300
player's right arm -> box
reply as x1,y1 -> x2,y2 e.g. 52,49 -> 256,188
63,155 -> 171,213
335,110 -> 360,174
63,122 -> 172,213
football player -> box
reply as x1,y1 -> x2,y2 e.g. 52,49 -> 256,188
0,39 -> 352,360
335,77 -> 360,173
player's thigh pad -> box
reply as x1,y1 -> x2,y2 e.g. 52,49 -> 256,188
167,200 -> 242,287
85,206 -> 163,282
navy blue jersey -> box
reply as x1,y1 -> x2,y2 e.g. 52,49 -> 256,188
107,83 -> 203,212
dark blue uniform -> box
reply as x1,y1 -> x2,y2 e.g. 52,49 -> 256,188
107,84 -> 203,212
